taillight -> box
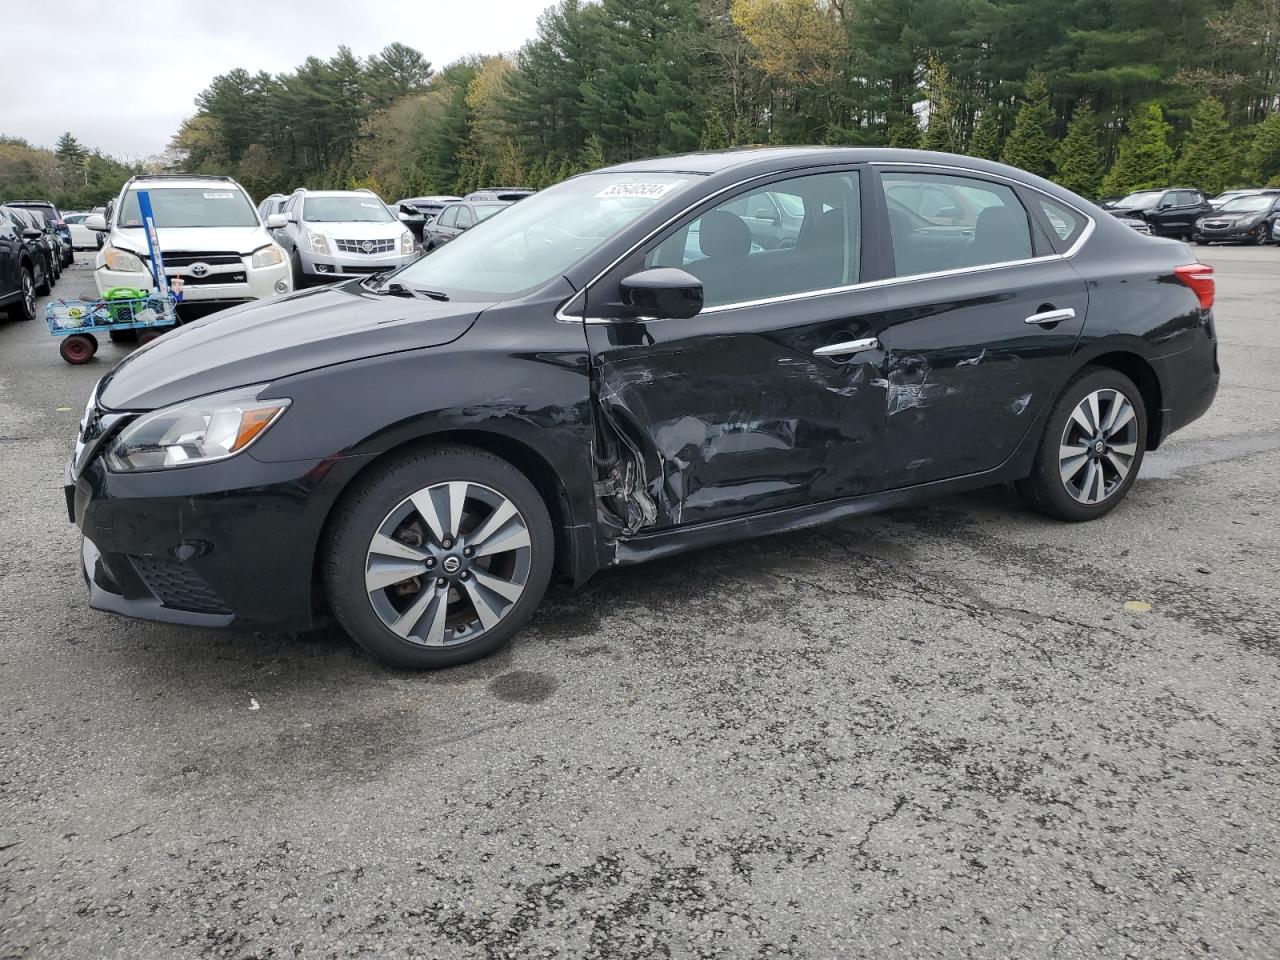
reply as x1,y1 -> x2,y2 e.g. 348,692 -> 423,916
1174,263 -> 1214,310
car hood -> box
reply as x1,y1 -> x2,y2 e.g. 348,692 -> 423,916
111,225 -> 272,256
98,281 -> 494,411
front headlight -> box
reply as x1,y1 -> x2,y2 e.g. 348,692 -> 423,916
251,244 -> 283,268
306,229 -> 331,255
103,245 -> 145,273
103,386 -> 290,472
400,230 -> 414,254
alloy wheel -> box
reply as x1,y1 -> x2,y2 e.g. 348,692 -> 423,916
22,270 -> 35,317
1058,388 -> 1139,505
364,481 -> 532,647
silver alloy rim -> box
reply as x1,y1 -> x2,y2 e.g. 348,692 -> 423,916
364,481 -> 532,646
1058,388 -> 1139,504
22,271 -> 34,316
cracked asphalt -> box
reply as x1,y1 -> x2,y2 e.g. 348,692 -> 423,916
1,247 -> 1278,959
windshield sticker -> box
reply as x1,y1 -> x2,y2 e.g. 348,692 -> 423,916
594,181 -> 683,201
360,202 -> 380,209
203,192 -> 234,199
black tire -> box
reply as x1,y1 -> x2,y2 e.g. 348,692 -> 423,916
136,329 -> 163,346
291,251 -> 305,290
35,260 -> 51,296
108,328 -> 138,343
324,445 -> 555,669
1252,224 -> 1269,246
59,334 -> 97,365
1016,367 -> 1147,522
13,264 -> 36,321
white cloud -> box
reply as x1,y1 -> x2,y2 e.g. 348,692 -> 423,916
2,0 -> 548,158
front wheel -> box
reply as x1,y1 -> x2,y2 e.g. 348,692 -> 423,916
324,446 -> 555,669
1016,367 -> 1147,522
1252,224 -> 1269,246
14,265 -> 36,320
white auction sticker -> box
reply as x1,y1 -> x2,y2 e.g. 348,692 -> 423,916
203,192 -> 234,199
360,202 -> 379,208
594,181 -> 683,200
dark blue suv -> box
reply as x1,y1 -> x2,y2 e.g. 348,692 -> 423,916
5,201 -> 73,267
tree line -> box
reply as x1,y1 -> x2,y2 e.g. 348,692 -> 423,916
0,133 -> 143,210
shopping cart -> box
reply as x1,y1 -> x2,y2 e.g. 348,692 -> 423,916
45,289 -> 179,364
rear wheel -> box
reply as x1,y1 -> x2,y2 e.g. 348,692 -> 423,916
1252,224 -> 1269,245
35,259 -> 51,296
324,446 -> 555,669
59,333 -> 98,365
13,265 -> 36,320
1017,367 -> 1147,522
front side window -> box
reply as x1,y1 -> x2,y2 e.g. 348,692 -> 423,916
117,187 -> 258,229
882,172 -> 1033,276
303,196 -> 394,223
646,171 -> 860,308
394,172 -> 698,299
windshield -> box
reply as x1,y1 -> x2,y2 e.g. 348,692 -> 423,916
1117,191 -> 1161,208
304,196 -> 394,223
474,203 -> 506,222
1220,195 -> 1273,213
390,172 -> 698,298
117,187 -> 258,228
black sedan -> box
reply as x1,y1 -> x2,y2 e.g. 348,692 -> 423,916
1193,193 -> 1280,245
421,199 -> 510,249
65,148 -> 1219,669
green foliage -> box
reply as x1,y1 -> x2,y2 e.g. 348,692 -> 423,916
1175,98 -> 1236,196
1105,104 -> 1175,194
578,134 -> 607,173
968,109 -> 1003,161
0,135 -> 141,209
700,113 -> 731,150
1000,73 -> 1055,177
921,58 -> 962,154
1245,112 -> 1280,185
1055,104 -> 1105,198
887,110 -> 922,149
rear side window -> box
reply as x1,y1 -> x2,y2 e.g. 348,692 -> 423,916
438,206 -> 458,228
646,171 -> 861,308
1036,197 -> 1087,246
455,206 -> 475,229
881,172 -> 1033,277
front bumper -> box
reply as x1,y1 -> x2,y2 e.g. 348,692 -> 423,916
67,447 -> 368,632
95,260 -> 292,303
298,248 -> 417,280
1194,221 -> 1260,242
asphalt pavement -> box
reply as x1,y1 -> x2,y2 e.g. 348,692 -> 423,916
1,247 -> 1277,959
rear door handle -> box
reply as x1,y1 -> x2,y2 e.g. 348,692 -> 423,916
814,337 -> 880,358
1024,308 -> 1077,326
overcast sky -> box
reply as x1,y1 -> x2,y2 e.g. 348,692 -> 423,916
3,1 -> 547,159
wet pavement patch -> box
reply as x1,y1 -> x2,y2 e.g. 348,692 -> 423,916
488,670 -> 560,704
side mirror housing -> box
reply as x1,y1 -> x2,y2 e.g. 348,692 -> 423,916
266,213 -> 288,229
618,267 -> 704,320
85,214 -> 107,231
22,228 -> 43,240
397,210 -> 412,221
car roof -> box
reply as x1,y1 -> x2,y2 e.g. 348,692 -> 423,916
299,190 -> 384,199
128,177 -> 242,191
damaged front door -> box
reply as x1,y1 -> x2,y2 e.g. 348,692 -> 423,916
582,169 -> 893,531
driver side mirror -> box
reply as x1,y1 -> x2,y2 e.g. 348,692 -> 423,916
266,213 -> 288,229
84,214 -> 106,232
22,228 -> 42,240
618,267 -> 703,320
1158,198 -> 1175,209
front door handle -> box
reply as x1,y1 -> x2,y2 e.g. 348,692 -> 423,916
814,337 -> 880,358
1024,308 -> 1077,326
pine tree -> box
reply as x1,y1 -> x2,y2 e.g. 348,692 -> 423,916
1175,99 -> 1235,196
1104,104 -> 1174,194
699,112 -> 731,150
886,109 -> 921,148
1000,72 -> 1055,178
920,57 -> 962,154
578,133 -> 606,172
54,132 -> 87,163
968,109 -> 1002,161
1055,104 -> 1104,198
1244,112 -> 1280,186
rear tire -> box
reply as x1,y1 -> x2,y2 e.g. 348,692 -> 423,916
1016,367 -> 1147,522
35,261 -> 51,296
108,328 -> 138,343
60,334 -> 97,365
1253,224 -> 1269,246
324,445 -> 555,669
13,265 -> 36,321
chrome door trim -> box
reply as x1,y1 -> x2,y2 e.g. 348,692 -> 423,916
1024,308 -> 1077,326
813,337 -> 880,358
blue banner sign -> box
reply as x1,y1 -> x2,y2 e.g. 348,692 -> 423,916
135,190 -> 170,297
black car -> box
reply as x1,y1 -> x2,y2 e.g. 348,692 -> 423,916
1193,193 -> 1280,245
1106,188 -> 1212,239
65,148 -> 1218,670
0,206 -> 54,296
0,205 -> 40,321
421,200 -> 509,249
25,209 -> 66,282
393,196 -> 462,241
6,200 -> 74,267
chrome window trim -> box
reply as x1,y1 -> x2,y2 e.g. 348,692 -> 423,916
560,159 -> 1096,324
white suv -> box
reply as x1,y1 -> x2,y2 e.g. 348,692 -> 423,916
87,175 -> 291,307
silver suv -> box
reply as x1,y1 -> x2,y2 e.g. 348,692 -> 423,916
272,189 -> 417,287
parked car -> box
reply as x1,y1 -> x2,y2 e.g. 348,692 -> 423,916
86,174 -> 291,309
5,200 -> 73,266
421,200 -> 509,249
1194,193 -> 1280,245
1207,188 -> 1280,210
1105,188 -> 1212,239
393,196 -> 462,241
258,193 -> 288,221
2,207 -> 56,293
24,210 -> 65,283
64,212 -> 105,250
65,147 -> 1219,670
271,189 -> 417,287
464,187 -> 534,202
0,205 -> 40,320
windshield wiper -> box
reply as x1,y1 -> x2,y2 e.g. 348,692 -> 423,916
383,282 -> 449,302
